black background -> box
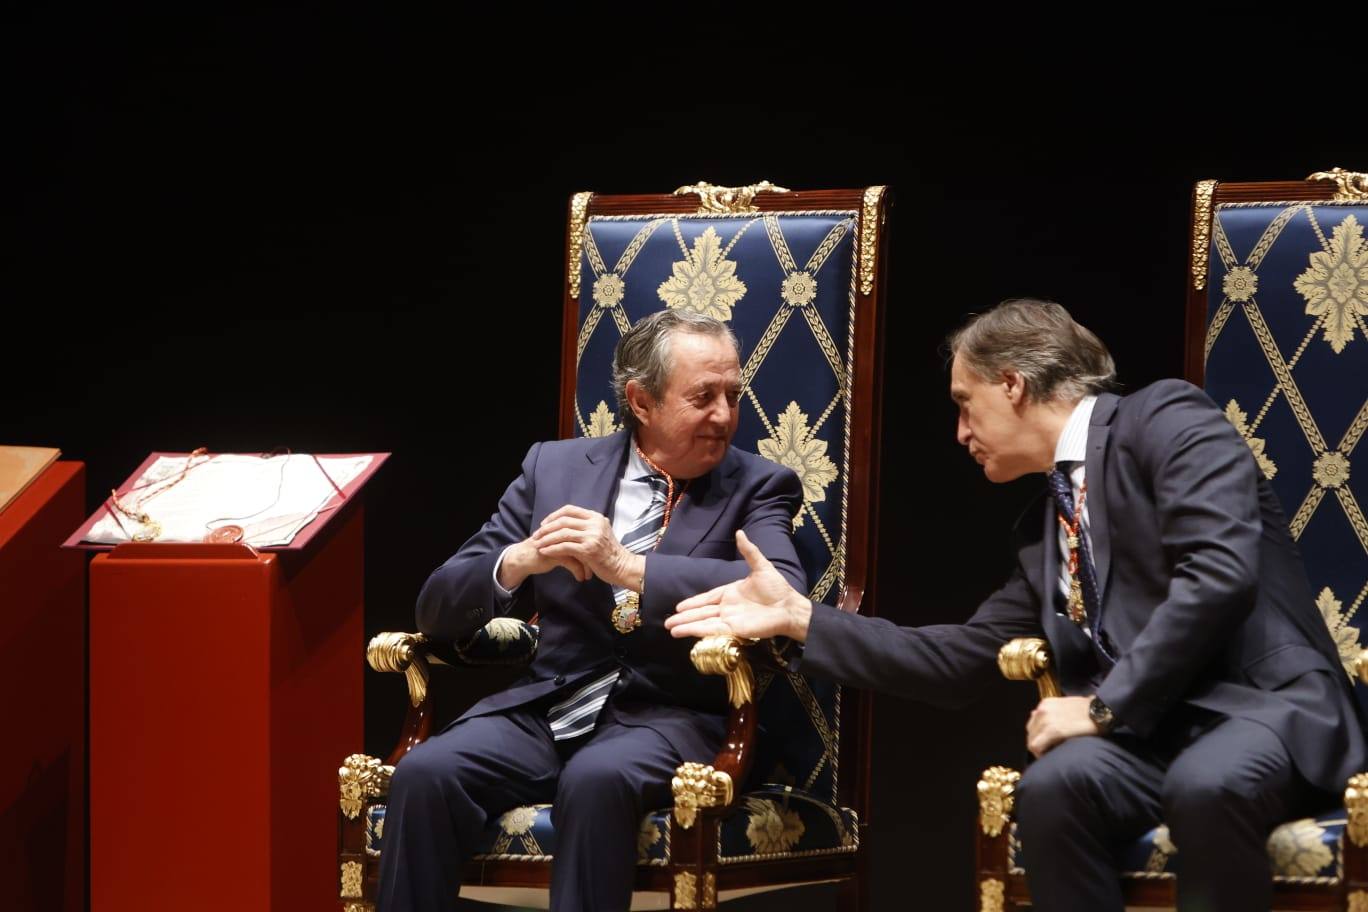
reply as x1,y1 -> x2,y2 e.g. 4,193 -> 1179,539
9,10 -> 1360,910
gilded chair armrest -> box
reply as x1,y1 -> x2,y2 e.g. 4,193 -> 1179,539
670,635 -> 759,828
368,631 -> 433,707
998,637 -> 1062,700
690,635 -> 756,709
1346,773 -> 1368,848
975,765 -> 1020,909
1354,648 -> 1368,686
366,631 -> 439,767
977,765 -> 1021,837
339,753 -> 395,818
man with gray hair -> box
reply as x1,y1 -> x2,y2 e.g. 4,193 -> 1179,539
379,309 -> 805,912
669,299 -> 1366,911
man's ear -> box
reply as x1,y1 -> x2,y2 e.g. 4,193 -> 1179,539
625,379 -> 654,426
1001,369 -> 1027,406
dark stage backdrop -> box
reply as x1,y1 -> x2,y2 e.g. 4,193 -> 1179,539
8,11 -> 1359,911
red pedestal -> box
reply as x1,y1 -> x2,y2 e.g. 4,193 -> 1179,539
90,502 -> 365,912
0,462 -> 87,912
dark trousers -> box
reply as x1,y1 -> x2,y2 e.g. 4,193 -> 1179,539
1016,715 -> 1329,912
376,702 -> 682,912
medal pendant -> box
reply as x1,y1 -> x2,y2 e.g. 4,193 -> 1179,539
206,524 -> 245,544
1067,582 -> 1086,625
612,593 -> 642,634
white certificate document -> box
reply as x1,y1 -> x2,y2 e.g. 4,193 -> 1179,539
87,453 -> 372,547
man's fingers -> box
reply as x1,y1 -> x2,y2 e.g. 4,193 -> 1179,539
735,529 -> 775,572
532,516 -> 592,540
668,617 -> 734,639
538,542 -> 594,567
665,603 -> 723,630
534,528 -> 589,549
674,583 -> 730,614
539,505 -> 596,527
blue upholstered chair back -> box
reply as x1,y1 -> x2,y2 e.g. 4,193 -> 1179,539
1202,199 -> 1368,712
573,209 -> 859,803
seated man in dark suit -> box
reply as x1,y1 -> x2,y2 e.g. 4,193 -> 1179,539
379,309 -> 805,912
668,299 -> 1367,912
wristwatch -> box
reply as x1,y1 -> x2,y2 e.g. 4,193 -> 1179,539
1088,695 -> 1116,734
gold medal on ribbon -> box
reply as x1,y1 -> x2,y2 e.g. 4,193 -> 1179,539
612,593 -> 643,634
1067,580 -> 1087,625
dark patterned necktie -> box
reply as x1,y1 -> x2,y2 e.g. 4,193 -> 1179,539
1047,465 -> 1104,647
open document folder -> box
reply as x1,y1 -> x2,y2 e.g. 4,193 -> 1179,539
65,451 -> 389,550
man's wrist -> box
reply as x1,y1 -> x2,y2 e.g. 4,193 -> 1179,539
497,542 -> 533,590
617,552 -> 647,592
785,592 -> 813,643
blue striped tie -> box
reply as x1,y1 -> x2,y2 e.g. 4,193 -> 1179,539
547,475 -> 668,741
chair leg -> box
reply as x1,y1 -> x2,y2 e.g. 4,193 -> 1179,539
836,876 -> 864,912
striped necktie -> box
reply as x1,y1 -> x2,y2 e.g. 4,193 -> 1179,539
546,474 -> 668,741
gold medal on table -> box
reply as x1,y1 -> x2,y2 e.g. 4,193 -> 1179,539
205,524 -> 245,544
611,593 -> 643,634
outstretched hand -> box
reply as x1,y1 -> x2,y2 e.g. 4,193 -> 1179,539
665,530 -> 811,642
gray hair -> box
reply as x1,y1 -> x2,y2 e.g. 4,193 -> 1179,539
947,298 -> 1117,403
611,310 -> 740,431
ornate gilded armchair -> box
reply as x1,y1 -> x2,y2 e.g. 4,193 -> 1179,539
974,169 -> 1368,911
337,182 -> 891,910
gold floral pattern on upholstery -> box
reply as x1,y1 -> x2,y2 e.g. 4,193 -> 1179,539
485,617 -> 525,649
637,816 -> 663,861
780,271 -> 817,307
586,401 -> 620,438
485,804 -> 550,857
757,402 -> 838,529
1223,265 -> 1259,302
1012,812 -> 1345,881
365,811 -> 384,857
1294,213 -> 1368,353
1318,587 -> 1362,678
1267,818 -> 1335,878
593,273 -> 626,309
1144,824 -> 1177,873
1314,452 -> 1352,489
1224,400 -> 1278,480
658,227 -> 747,320
743,797 -> 805,854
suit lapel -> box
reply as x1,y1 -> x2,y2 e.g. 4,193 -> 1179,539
1085,394 -> 1119,602
581,430 -> 632,519
657,449 -> 742,556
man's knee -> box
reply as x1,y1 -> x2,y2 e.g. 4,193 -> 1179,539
1160,766 -> 1256,835
388,742 -> 452,803
554,762 -> 641,819
1016,742 -> 1109,834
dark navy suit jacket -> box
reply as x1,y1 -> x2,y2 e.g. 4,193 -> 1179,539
802,380 -> 1366,791
417,429 -> 805,762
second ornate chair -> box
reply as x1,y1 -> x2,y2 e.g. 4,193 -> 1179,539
974,168 -> 1368,911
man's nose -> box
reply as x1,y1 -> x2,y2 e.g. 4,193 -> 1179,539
956,417 -> 971,447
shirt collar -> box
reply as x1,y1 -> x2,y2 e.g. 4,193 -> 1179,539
1053,395 -> 1098,466
625,438 -> 656,481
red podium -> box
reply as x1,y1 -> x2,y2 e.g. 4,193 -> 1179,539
0,461 -> 86,912
89,500 -> 366,912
